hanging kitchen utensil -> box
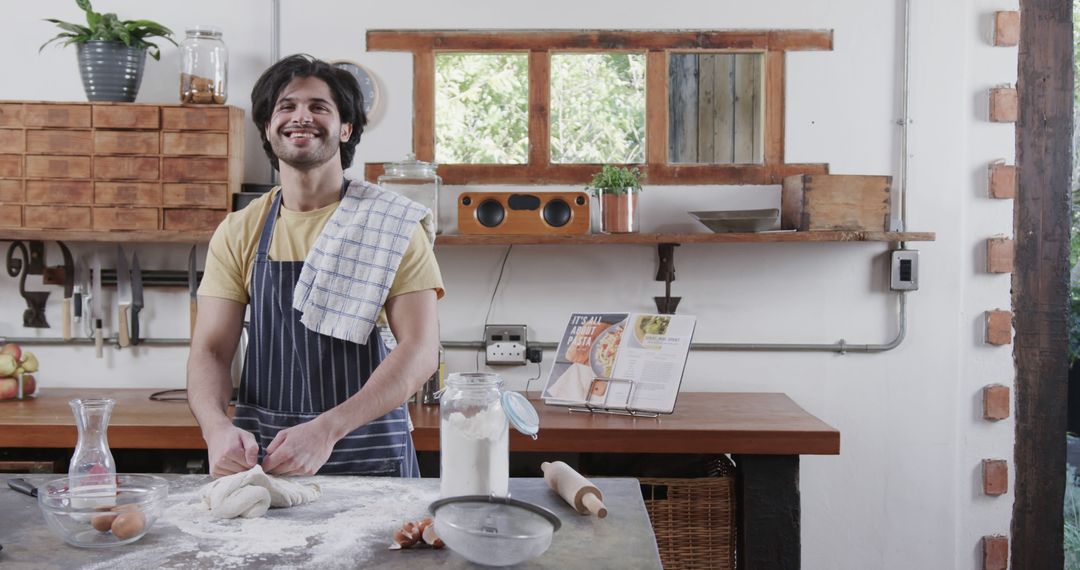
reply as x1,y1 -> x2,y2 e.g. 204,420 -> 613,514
116,246 -> 132,348
188,246 -> 198,337
92,255 -> 103,358
130,252 -> 144,346
58,242 -> 75,340
73,259 -> 84,330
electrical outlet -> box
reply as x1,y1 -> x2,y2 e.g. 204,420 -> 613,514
485,324 -> 528,366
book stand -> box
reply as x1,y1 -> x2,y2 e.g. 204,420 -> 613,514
567,377 -> 661,418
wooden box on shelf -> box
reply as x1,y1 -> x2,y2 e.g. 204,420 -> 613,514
0,100 -> 243,235
781,174 -> 891,232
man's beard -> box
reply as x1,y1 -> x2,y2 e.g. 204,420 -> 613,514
270,130 -> 340,171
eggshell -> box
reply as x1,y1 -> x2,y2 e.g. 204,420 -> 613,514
110,511 -> 146,540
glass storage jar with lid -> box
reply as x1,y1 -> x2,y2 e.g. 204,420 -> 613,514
377,154 -> 441,234
179,26 -> 228,104
439,373 -> 539,498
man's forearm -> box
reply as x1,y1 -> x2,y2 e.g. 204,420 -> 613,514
318,337 -> 438,441
187,348 -> 237,436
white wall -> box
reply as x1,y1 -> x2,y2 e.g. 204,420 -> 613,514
0,1 -> 1016,568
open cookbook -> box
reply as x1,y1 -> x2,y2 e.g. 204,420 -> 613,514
541,312 -> 696,414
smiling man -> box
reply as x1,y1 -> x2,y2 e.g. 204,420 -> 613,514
187,54 -> 443,478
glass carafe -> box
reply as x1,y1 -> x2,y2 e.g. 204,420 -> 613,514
68,398 -> 117,509
439,373 -> 509,498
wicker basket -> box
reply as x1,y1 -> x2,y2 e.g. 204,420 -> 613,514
640,456 -> 736,570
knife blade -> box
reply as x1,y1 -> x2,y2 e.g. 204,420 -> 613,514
130,252 -> 144,346
116,246 -> 132,348
92,255 -> 103,358
73,260 -> 83,326
58,242 -> 74,341
188,245 -> 198,337
7,477 -> 37,498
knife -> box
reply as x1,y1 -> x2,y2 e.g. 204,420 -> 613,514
189,245 -> 198,337
130,252 -> 144,346
7,478 -> 37,498
72,259 -> 84,329
116,246 -> 132,348
58,242 -> 74,341
92,255 -> 103,358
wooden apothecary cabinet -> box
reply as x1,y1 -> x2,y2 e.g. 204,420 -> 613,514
0,101 -> 244,233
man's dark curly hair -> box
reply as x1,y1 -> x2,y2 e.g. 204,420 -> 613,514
250,54 -> 367,171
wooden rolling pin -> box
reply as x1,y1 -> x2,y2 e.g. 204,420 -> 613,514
541,461 -> 608,518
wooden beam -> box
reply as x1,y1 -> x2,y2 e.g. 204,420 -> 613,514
763,50 -> 786,176
368,30 -> 833,52
1012,0 -> 1071,568
413,52 -> 435,162
528,50 -> 550,167
645,51 -> 668,166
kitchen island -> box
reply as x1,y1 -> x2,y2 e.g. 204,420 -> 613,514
0,475 -> 658,569
0,389 -> 840,569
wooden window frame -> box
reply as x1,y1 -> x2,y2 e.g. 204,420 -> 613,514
365,30 -> 832,185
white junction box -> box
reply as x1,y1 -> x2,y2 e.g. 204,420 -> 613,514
485,324 -> 528,366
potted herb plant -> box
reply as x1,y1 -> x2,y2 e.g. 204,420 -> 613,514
588,165 -> 643,233
40,0 -> 177,102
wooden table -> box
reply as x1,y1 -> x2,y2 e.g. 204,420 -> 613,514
0,476 -> 660,569
0,389 -> 840,569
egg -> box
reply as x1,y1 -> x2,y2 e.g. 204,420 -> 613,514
90,513 -> 116,532
110,511 -> 146,540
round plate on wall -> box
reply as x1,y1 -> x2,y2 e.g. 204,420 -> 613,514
331,60 -> 379,116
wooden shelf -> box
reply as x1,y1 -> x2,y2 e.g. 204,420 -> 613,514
0,228 -> 212,244
435,230 -> 935,246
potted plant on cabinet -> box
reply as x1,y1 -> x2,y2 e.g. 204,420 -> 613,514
589,165 -> 643,233
40,0 -> 176,102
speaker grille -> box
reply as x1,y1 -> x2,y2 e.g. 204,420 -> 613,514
476,198 -> 505,228
543,198 -> 572,227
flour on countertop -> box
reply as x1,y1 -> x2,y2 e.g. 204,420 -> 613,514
79,477 -> 439,570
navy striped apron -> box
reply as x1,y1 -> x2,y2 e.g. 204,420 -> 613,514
232,187 -> 419,477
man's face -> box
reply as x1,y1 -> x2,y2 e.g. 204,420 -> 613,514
265,76 -> 352,171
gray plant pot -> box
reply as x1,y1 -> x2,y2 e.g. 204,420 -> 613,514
76,41 -> 147,102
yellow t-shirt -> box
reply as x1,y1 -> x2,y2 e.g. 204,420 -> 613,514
199,187 -> 444,312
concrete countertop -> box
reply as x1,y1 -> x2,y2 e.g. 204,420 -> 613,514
0,475 -> 660,569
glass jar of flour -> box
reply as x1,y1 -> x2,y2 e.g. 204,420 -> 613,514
439,373 -> 539,498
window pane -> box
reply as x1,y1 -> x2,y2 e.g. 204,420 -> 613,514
668,52 -> 764,164
550,53 -> 646,164
435,53 -> 528,164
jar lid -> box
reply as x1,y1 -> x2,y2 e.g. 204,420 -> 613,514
501,391 -> 539,439
383,153 -> 439,178
186,25 -> 223,37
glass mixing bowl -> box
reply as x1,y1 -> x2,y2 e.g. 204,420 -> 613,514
38,473 -> 169,548
430,495 -> 561,566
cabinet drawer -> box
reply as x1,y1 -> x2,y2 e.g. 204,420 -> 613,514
0,129 -> 25,153
23,105 -> 91,128
95,182 -> 161,206
94,156 -> 159,180
26,180 -> 93,204
162,157 -> 227,182
163,183 -> 227,207
93,207 -> 159,230
0,179 -> 24,202
26,130 -> 92,154
161,107 -> 229,131
92,105 -> 159,129
26,155 -> 91,179
94,130 -> 159,154
0,154 -> 22,177
0,104 -> 23,127
24,205 -> 91,229
162,132 -> 228,156
164,208 -> 226,231
0,204 -> 20,227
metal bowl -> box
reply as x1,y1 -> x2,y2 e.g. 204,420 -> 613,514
38,474 -> 169,548
688,209 -> 779,233
431,495 -> 561,567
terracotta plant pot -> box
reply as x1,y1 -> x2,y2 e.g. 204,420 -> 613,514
600,193 -> 639,233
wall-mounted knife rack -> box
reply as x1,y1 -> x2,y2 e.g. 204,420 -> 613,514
43,269 -> 204,289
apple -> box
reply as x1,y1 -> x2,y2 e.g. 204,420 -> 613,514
0,377 -> 16,400
0,343 -> 21,362
19,352 -> 37,374
20,374 -> 35,397
0,354 -> 16,377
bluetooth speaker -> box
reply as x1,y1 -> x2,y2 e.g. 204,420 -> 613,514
457,191 -> 590,235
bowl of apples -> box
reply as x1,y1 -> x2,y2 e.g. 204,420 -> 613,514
0,343 -> 39,401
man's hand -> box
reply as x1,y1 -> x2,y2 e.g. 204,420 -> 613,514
206,424 -> 260,478
261,419 -> 338,476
